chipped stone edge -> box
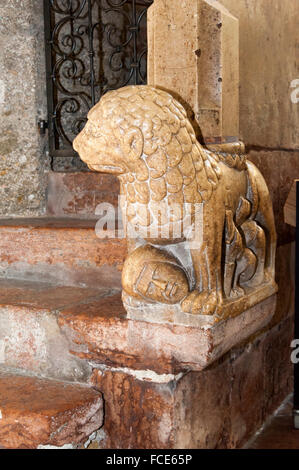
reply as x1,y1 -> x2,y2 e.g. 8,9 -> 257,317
90,363 -> 185,384
37,443 -> 76,450
37,429 -> 106,450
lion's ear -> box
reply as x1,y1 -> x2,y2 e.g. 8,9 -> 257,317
122,127 -> 144,161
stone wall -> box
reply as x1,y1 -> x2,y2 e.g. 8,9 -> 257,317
222,0 -> 298,151
92,315 -> 293,448
222,3 -> 298,421
0,0 -> 49,216
220,0 -> 299,251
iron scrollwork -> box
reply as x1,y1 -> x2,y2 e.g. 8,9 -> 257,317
43,0 -> 153,165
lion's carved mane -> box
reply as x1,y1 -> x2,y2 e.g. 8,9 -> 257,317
77,86 -> 246,234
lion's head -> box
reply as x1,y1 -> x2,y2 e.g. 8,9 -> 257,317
73,85 -> 221,216
74,85 -> 197,173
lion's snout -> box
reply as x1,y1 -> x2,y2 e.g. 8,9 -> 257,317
73,130 -> 126,174
73,130 -> 102,167
73,131 -> 85,159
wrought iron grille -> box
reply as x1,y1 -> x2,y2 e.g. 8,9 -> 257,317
43,0 -> 153,166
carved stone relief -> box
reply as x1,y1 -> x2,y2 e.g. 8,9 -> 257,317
74,85 -> 277,319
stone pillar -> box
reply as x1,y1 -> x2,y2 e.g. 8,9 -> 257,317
147,0 -> 239,144
0,0 -> 48,216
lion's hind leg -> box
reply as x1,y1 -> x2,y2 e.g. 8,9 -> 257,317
240,220 -> 266,287
246,161 -> 277,282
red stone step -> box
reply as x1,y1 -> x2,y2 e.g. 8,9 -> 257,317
0,277 -> 276,379
0,278 -> 119,380
0,216 -> 126,289
0,369 -> 103,449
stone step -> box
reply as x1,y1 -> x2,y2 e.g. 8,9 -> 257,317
0,368 -> 103,449
0,216 -> 126,288
58,289 -> 277,375
0,278 -> 119,380
0,278 -> 276,379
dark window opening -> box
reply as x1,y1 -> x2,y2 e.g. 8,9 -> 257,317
43,0 -> 153,171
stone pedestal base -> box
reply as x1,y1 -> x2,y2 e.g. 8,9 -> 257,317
59,292 -> 278,374
125,290 -> 277,370
90,314 -> 292,449
59,291 -> 290,449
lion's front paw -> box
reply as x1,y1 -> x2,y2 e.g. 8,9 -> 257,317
181,290 -> 221,315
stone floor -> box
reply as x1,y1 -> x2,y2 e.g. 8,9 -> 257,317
246,395 -> 299,449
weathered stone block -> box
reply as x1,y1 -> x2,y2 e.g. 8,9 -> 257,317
148,0 -> 239,143
59,292 -> 277,374
92,368 -> 175,449
90,316 -> 293,449
46,172 -> 119,216
0,219 -> 125,288
0,279 -> 115,381
0,0 -> 48,216
0,370 -> 103,449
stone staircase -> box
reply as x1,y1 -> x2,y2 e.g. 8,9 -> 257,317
0,173 -> 283,449
0,213 -> 124,448
0,168 -> 122,448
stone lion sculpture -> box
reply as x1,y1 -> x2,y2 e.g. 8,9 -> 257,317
73,85 -> 277,317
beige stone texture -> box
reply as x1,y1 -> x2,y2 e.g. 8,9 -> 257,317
221,0 -> 299,149
148,0 -> 239,142
148,0 -> 298,149
0,1 -> 49,215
